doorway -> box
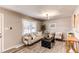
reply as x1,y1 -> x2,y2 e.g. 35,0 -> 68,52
0,13 -> 4,53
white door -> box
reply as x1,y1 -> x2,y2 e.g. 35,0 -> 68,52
0,13 -> 4,53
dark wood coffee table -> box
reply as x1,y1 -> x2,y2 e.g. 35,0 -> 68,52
41,38 -> 55,49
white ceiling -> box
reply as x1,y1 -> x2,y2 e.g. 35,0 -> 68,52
0,5 -> 77,20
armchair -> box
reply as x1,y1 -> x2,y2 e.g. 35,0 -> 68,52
54,32 -> 64,41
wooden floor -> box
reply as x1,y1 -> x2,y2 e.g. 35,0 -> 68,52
4,40 -> 79,53
4,41 -> 66,53
3,45 -> 26,53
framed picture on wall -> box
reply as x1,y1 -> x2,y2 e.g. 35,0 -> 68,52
49,23 -> 56,29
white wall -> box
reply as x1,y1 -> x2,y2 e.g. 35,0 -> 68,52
72,7 -> 79,40
0,7 -> 41,51
43,17 -> 72,39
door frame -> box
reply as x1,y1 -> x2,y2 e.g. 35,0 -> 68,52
0,13 -> 4,52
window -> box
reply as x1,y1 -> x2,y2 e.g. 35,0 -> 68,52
22,19 -> 37,35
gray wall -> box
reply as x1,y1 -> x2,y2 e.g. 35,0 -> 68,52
0,7 -> 41,51
43,17 -> 72,39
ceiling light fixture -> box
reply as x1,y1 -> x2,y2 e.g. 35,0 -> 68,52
46,13 -> 49,20
42,12 -> 51,20
41,10 -> 60,20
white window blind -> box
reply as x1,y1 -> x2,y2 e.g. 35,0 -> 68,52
22,19 -> 37,35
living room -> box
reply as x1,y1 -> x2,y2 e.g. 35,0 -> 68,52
0,5 -> 79,53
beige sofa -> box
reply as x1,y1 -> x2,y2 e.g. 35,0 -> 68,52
22,32 -> 44,45
23,32 -> 64,45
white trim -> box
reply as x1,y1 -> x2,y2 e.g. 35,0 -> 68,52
0,13 -> 4,52
15,43 -> 24,48
3,43 -> 24,52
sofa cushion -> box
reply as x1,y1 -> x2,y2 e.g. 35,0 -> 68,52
37,32 -> 42,36
55,32 -> 63,39
31,33 -> 37,39
24,34 -> 33,40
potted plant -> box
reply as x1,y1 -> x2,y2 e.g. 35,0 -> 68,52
40,24 -> 46,34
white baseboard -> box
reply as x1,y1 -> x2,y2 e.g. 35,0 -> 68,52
15,43 -> 24,48
3,43 -> 24,52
